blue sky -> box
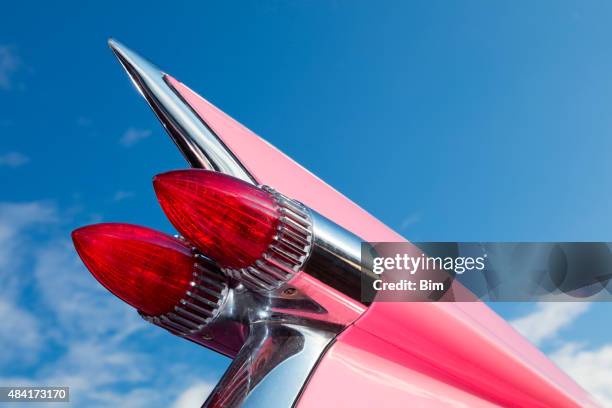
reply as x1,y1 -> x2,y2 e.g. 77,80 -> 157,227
1,1 -> 612,406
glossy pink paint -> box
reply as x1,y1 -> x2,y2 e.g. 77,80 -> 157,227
298,327 -> 501,408
166,76 -> 600,407
341,302 -> 597,407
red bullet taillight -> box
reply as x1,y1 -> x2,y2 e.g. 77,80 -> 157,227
72,223 -> 227,333
154,170 -> 282,268
153,170 -> 313,290
72,223 -> 194,315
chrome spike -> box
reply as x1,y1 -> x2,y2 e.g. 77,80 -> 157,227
107,38 -> 255,184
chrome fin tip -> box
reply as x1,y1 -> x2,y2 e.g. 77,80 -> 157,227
106,38 -> 256,183
107,38 -> 165,85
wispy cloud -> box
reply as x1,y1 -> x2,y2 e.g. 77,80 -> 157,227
510,302 -> 610,406
0,46 -> 21,90
0,202 -> 54,369
171,381 -> 215,408
551,343 -> 612,407
0,151 -> 30,167
510,302 -> 590,346
0,201 -> 57,295
112,190 -> 135,202
33,239 -> 144,338
38,339 -> 152,405
400,212 -> 421,230
76,117 -> 93,127
120,128 -> 152,147
0,299 -> 41,366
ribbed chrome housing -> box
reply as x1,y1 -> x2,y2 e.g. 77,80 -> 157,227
223,186 -> 314,291
141,254 -> 228,336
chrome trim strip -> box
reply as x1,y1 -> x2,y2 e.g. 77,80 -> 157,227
305,211 -> 377,302
108,39 -> 255,184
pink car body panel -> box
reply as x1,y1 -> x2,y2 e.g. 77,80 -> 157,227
298,327 -> 501,408
338,303 -> 593,407
167,76 -> 599,407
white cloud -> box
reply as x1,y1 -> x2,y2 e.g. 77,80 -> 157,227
112,190 -> 135,202
120,128 -> 152,147
39,340 -> 151,399
510,302 -> 611,406
0,151 -> 30,167
0,336 -> 160,408
0,201 -> 57,296
400,212 -> 421,229
33,238 -> 145,339
76,117 -> 92,127
0,201 -> 57,238
0,46 -> 21,90
510,302 -> 590,346
84,387 -> 165,408
171,381 -> 216,408
0,201 -> 155,406
550,343 -> 612,407
0,299 -> 41,365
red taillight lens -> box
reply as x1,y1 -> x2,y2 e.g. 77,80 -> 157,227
71,223 -> 194,316
153,170 -> 280,269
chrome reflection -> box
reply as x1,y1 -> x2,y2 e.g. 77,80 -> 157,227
200,284 -> 342,408
108,39 -> 255,183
